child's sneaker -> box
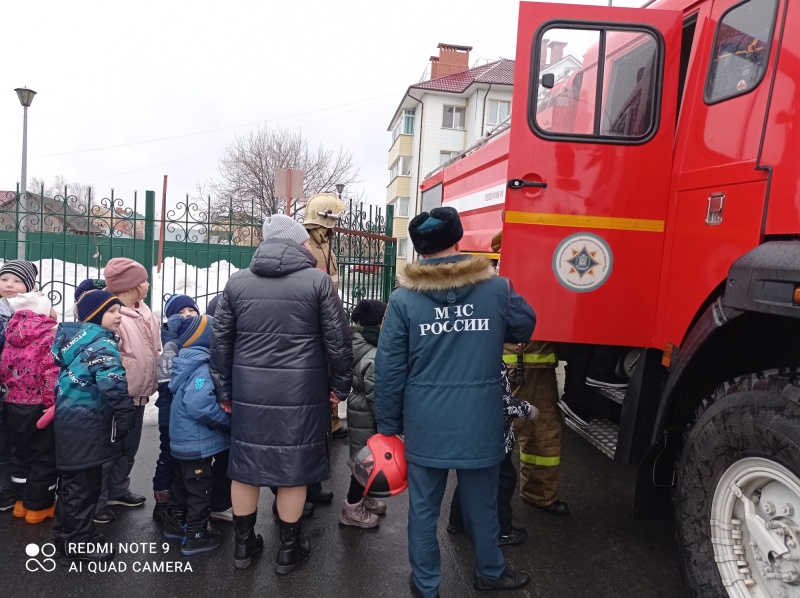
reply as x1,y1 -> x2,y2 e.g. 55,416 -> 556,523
362,496 -> 387,515
339,499 -> 379,529
163,508 -> 187,541
181,527 -> 222,556
0,490 -> 15,511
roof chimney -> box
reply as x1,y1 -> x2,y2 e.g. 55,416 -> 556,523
548,40 -> 567,66
539,38 -> 550,71
430,43 -> 472,79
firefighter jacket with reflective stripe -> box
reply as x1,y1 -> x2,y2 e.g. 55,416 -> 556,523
502,342 -> 557,369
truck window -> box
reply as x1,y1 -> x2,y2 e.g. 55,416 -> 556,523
420,183 -> 443,214
532,25 -> 663,143
677,14 -> 698,120
704,0 -> 778,104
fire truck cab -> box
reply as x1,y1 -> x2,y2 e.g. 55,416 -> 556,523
420,1 -> 800,596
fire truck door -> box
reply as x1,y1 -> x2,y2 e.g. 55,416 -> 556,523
658,0 -> 781,348
503,3 -> 682,346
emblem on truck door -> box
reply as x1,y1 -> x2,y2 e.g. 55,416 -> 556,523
552,233 -> 613,292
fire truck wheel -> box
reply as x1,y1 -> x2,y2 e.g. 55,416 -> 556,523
675,372 -> 800,598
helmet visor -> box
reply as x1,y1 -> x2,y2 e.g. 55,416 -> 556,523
347,444 -> 375,489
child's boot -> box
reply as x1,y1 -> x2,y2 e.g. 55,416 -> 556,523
13,501 -> 27,518
233,511 -> 263,570
163,507 -> 187,541
275,519 -> 310,575
152,490 -> 171,526
181,525 -> 221,556
25,503 -> 55,524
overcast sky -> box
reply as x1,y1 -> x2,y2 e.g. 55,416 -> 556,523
1,0 -> 646,217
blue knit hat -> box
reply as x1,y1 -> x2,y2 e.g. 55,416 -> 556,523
77,289 -> 123,326
164,294 -> 200,318
75,278 -> 106,302
176,315 -> 213,349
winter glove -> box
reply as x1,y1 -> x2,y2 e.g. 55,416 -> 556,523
36,405 -> 55,429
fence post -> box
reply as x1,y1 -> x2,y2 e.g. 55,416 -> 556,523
144,190 -> 155,305
382,205 -> 395,302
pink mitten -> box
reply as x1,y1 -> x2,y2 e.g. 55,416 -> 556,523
37,405 -> 55,429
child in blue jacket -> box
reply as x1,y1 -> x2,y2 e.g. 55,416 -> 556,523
162,315 -> 231,556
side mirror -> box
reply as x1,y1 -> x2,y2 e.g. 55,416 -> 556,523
541,73 -> 555,89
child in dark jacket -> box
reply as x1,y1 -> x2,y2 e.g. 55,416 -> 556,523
152,294 -> 200,524
1,292 -> 59,524
51,289 -> 134,564
163,314 -> 231,556
447,363 -> 539,546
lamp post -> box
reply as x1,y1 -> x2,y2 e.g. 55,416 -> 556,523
15,87 -> 36,261
335,183 -> 344,200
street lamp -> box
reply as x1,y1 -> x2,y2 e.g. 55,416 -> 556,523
335,183 -> 345,199
15,87 -> 36,261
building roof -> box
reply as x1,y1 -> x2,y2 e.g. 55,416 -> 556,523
389,58 -> 515,130
411,58 -> 515,93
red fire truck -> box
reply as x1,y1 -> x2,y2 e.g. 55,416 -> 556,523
420,1 -> 800,596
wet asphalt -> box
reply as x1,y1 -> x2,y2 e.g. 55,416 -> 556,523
1,423 -> 688,598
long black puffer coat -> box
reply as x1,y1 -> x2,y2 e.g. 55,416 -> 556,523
210,239 -> 352,487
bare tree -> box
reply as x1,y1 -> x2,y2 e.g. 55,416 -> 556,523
27,174 -> 95,209
207,126 -> 360,218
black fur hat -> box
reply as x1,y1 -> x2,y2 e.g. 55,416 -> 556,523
351,299 -> 387,327
408,207 -> 463,255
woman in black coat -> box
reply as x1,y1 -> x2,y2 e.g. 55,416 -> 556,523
210,214 -> 352,575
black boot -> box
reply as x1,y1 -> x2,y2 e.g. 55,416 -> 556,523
233,511 -> 264,570
163,507 -> 187,541
275,519 -> 310,575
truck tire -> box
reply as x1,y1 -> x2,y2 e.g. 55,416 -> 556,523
675,371 -> 800,598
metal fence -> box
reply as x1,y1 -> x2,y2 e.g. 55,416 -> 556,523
0,185 -> 396,320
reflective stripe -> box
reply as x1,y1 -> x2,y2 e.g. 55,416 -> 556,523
503,353 -> 557,364
11,476 -> 27,483
505,210 -> 665,233
519,451 -> 560,466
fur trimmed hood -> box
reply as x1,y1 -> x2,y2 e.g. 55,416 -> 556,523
398,255 -> 495,293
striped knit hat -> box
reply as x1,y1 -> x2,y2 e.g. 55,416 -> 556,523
0,260 -> 38,292
164,294 -> 200,318
176,315 -> 213,349
77,289 -> 124,326
74,278 -> 106,302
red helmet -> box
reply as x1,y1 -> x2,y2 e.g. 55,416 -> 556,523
348,434 -> 408,498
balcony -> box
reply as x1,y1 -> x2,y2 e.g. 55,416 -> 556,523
388,134 -> 413,166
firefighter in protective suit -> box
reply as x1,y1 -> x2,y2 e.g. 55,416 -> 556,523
492,230 -> 570,517
304,193 -> 347,440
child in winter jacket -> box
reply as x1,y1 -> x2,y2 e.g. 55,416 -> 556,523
163,314 -> 231,556
152,294 -> 200,524
0,260 -> 40,512
341,299 -> 388,529
52,289 -> 134,564
1,292 -> 59,524
96,258 -> 161,522
447,363 -> 539,546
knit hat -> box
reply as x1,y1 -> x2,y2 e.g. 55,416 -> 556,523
408,207 -> 463,255
206,294 -> 221,317
351,299 -> 387,327
262,214 -> 309,245
164,294 -> 200,318
104,258 -> 148,293
8,291 -> 52,316
77,289 -> 124,326
0,260 -> 38,292
74,278 -> 106,302
176,315 -> 213,349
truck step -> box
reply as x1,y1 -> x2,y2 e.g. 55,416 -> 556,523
588,385 -> 626,405
564,417 -> 618,458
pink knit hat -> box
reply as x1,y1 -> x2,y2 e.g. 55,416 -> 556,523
104,258 -> 148,292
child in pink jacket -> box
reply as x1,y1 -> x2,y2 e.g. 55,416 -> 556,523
94,258 -> 161,523
1,291 -> 59,524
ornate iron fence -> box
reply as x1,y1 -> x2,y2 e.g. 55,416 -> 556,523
0,186 -> 395,320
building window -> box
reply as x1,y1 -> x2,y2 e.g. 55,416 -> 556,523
398,238 -> 408,259
389,156 -> 412,180
392,119 -> 402,142
403,109 -> 415,134
442,105 -> 466,129
391,197 -> 410,218
487,100 -> 510,125
439,150 -> 460,165
704,0 -> 777,104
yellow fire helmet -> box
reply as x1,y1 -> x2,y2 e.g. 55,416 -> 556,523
304,193 -> 346,229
